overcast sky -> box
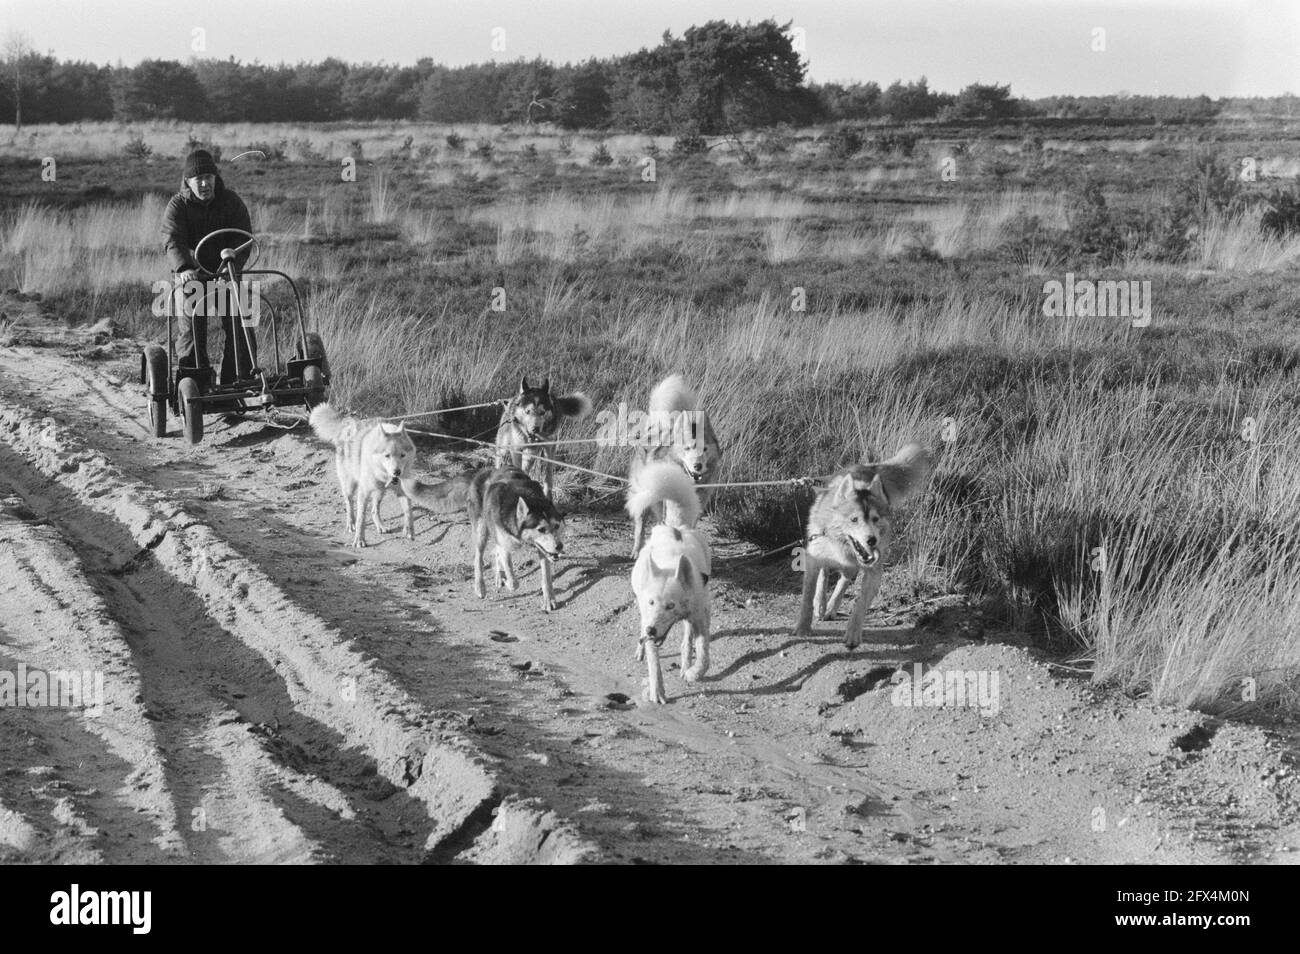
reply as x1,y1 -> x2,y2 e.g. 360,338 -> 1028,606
2,0 -> 1296,97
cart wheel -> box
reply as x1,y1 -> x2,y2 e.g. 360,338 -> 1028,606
178,376 -> 203,445
302,364 -> 326,409
142,344 -> 168,438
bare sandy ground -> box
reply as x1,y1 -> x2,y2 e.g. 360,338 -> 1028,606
1,298 -> 1296,863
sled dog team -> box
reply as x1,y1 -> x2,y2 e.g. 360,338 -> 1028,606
309,373 -> 933,704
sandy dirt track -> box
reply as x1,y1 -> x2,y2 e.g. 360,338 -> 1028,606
1,304 -> 1297,864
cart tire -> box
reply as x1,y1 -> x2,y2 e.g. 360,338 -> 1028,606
143,344 -> 168,438
303,364 -> 326,409
178,376 -> 203,445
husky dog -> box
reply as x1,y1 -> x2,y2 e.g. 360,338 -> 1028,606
398,471 -> 475,537
628,373 -> 724,558
310,403 -> 416,548
467,466 -> 566,612
793,444 -> 933,648
627,461 -> 712,705
494,377 -> 592,499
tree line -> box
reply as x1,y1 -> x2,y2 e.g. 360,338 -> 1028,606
3,20 -> 1293,134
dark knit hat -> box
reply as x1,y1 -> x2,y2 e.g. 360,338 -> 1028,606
183,149 -> 219,180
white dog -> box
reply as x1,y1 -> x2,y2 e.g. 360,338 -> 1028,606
310,404 -> 416,548
627,461 -> 712,704
628,374 -> 723,557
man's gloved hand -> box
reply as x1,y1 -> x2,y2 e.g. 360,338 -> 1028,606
175,268 -> 200,285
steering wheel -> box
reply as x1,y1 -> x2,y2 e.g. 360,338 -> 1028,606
193,228 -> 261,277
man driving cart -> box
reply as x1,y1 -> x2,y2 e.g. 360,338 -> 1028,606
162,149 -> 256,385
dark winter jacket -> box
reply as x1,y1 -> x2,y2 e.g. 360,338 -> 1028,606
162,174 -> 253,274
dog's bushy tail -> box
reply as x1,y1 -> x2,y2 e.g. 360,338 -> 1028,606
309,403 -> 347,444
647,373 -> 697,414
400,473 -> 473,513
874,443 -> 934,507
627,461 -> 701,528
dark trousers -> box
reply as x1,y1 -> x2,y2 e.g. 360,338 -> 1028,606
173,283 -> 258,385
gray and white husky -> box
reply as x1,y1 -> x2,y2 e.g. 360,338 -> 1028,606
466,466 -> 567,613
792,444 -> 933,648
494,377 -> 592,499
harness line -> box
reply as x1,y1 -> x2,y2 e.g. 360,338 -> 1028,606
381,398 -> 510,423
404,427 -> 631,484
